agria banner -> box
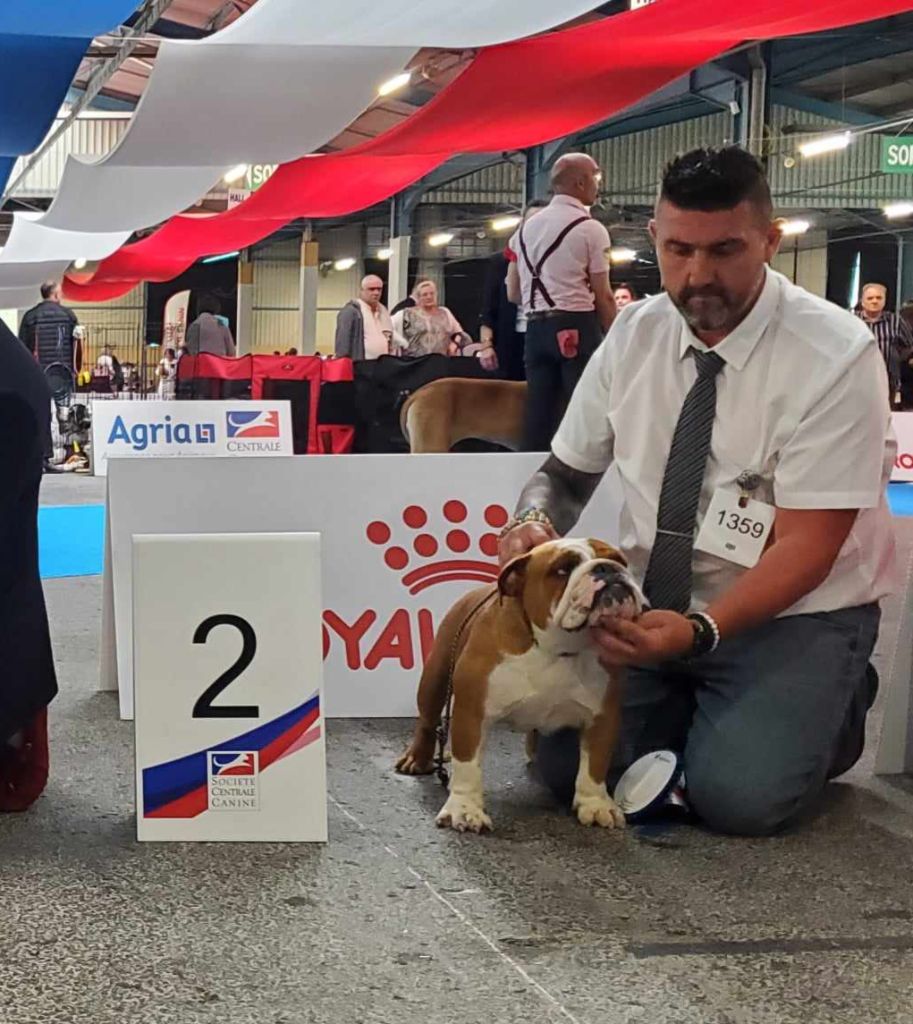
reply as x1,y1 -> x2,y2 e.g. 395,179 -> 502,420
91,400 -> 294,476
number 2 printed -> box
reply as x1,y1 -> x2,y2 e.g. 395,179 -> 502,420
192,614 -> 260,719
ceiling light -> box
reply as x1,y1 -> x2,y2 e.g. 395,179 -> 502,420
428,231 -> 454,247
334,257 -> 357,271
377,247 -> 393,260
72,258 -> 88,271
201,251 -> 240,264
223,163 -> 249,184
378,72 -> 411,97
779,219 -> 810,236
610,248 -> 637,264
799,132 -> 851,158
491,214 -> 521,233
884,202 -> 913,220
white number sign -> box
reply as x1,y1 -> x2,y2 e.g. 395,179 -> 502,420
133,533 -> 327,842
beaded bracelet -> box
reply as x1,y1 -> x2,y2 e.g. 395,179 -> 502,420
498,507 -> 555,541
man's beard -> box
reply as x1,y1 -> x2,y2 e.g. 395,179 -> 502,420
672,285 -> 737,333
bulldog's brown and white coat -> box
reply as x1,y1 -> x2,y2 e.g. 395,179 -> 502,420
396,539 -> 645,832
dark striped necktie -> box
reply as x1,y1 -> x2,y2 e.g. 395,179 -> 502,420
642,348 -> 726,613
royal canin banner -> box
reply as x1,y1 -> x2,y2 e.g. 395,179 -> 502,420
103,454 -> 624,718
892,413 -> 913,482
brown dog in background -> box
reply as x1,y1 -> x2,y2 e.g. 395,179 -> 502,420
400,378 -> 526,453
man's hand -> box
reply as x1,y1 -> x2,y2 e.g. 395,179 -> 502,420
498,522 -> 557,565
478,346 -> 498,372
591,610 -> 693,670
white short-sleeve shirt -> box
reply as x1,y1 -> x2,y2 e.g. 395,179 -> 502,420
551,268 -> 897,615
509,195 -> 611,314
358,299 -> 393,360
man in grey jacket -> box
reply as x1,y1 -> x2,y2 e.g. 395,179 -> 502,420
334,275 -> 397,361
186,294 -> 236,357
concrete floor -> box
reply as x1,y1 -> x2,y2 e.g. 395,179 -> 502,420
5,476 -> 913,1023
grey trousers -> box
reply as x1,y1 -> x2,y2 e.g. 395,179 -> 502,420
534,604 -> 881,836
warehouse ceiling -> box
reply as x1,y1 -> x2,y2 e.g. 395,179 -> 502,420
68,1 -> 606,146
8,4 -> 913,255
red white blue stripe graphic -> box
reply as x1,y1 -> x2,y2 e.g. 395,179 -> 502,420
142,695 -> 321,818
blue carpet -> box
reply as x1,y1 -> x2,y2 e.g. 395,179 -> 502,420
38,504 -> 105,580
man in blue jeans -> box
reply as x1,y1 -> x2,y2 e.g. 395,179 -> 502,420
499,147 -> 895,836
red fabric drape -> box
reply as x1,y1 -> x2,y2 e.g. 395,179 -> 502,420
65,0 -> 913,301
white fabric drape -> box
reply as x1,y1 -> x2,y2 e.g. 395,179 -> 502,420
0,214 -> 130,306
0,0 -> 600,298
2,214 -> 129,261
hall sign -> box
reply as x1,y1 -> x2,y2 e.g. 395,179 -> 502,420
91,399 -> 293,476
881,137 -> 913,174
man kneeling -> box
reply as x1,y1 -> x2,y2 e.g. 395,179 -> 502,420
499,147 -> 894,837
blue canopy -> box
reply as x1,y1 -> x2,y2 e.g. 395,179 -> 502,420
0,2 -> 139,191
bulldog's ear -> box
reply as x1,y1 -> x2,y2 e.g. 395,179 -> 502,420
498,552 -> 531,599
588,539 -> 627,566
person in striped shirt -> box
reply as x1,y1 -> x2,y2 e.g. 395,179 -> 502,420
856,282 -> 913,407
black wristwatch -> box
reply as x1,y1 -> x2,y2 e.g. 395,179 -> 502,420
686,612 -> 720,657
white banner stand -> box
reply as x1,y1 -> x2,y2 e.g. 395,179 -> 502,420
101,455 -> 625,719
91,400 -> 294,476
133,532 -> 327,842
891,413 -> 913,482
875,538 -> 913,774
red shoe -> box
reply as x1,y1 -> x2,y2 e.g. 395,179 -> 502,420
0,709 -> 49,812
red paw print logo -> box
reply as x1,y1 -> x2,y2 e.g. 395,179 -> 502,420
366,501 -> 508,595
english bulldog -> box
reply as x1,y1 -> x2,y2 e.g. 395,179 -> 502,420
395,538 -> 645,832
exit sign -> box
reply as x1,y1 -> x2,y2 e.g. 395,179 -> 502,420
882,137 -> 913,174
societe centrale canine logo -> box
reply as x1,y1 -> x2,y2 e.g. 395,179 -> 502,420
226,409 -> 281,439
366,501 -> 508,594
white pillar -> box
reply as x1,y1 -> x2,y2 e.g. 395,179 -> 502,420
236,250 -> 254,355
299,238 -> 319,354
388,235 -> 410,308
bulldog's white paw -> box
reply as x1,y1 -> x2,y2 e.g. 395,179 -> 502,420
573,792 -> 626,829
436,795 -> 493,833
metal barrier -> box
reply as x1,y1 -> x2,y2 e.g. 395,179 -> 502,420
76,324 -> 169,402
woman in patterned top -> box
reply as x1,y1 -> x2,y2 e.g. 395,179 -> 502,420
392,279 -> 471,357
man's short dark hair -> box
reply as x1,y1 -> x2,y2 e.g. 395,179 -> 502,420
659,147 -> 773,220
198,293 -> 221,316
614,281 -> 639,298
40,280 -> 59,300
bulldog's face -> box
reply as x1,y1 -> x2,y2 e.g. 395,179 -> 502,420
498,539 -> 646,634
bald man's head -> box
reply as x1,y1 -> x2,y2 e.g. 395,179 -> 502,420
360,275 -> 384,309
550,153 -> 602,206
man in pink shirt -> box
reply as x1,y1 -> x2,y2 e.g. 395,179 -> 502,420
508,153 -> 616,450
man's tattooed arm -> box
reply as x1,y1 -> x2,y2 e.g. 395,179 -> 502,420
515,454 -> 604,535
